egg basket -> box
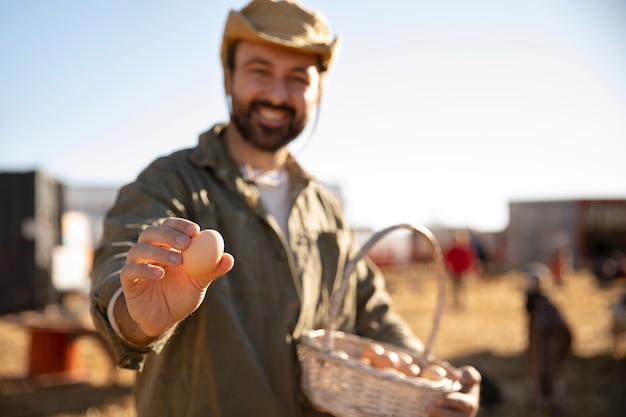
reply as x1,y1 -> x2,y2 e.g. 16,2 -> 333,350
297,224 -> 462,417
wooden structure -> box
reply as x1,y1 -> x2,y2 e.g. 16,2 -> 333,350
0,170 -> 63,315
4,306 -> 114,378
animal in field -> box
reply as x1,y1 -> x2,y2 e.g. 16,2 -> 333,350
591,249 -> 626,286
610,291 -> 626,358
524,264 -> 573,416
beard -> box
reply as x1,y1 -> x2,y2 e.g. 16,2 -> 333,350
230,97 -> 308,152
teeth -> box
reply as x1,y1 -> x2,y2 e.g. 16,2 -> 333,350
259,107 -> 284,120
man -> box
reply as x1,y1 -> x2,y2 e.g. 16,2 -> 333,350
444,230 -> 479,309
90,1 -> 480,416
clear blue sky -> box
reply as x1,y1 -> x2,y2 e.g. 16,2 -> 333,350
2,0 -> 625,232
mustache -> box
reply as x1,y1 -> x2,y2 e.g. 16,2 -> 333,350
251,100 -> 295,117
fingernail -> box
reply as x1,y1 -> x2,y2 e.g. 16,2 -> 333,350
170,252 -> 182,263
176,235 -> 189,246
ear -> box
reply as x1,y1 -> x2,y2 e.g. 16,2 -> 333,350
315,76 -> 325,106
224,69 -> 233,96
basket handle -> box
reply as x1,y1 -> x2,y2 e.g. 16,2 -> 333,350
323,223 -> 447,358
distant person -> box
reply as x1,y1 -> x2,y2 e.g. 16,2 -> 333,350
444,230 -> 479,309
469,231 -> 491,277
89,1 -> 481,416
549,247 -> 573,286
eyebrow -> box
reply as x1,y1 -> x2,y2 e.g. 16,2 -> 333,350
242,56 -> 316,74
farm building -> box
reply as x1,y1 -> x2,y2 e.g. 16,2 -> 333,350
505,199 -> 626,271
355,199 -> 626,280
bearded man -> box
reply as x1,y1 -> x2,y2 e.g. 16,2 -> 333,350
90,1 -> 481,416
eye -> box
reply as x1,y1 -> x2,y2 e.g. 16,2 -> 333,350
249,67 -> 270,77
242,62 -> 272,79
291,76 -> 309,85
287,75 -> 311,88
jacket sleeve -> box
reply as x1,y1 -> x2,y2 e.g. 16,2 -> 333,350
90,157 -> 192,370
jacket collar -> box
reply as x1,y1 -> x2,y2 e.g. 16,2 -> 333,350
188,122 -> 322,209
189,122 -> 319,185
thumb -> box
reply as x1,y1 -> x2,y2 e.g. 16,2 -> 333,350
458,366 -> 481,393
194,253 -> 235,288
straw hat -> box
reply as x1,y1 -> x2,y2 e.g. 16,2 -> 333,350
220,0 -> 340,74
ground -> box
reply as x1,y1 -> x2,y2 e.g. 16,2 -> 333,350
1,266 -> 625,416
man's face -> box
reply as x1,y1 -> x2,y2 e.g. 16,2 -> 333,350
226,40 -> 322,152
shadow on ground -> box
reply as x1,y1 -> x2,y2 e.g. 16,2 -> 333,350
0,352 -> 624,417
0,377 -> 132,417
450,351 -> 626,417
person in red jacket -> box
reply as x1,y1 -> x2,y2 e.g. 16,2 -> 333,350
444,230 -> 479,309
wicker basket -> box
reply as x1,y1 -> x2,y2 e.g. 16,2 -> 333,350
297,223 -> 461,417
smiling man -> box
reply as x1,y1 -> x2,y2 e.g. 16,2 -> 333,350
90,1 -> 480,416
226,41 -> 319,149
223,40 -> 321,176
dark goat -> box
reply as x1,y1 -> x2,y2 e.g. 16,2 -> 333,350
524,272 -> 573,416
610,291 -> 626,358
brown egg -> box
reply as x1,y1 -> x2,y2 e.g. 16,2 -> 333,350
397,351 -> 414,366
398,362 -> 421,378
357,357 -> 372,366
420,364 -> 448,381
361,343 -> 400,370
361,343 -> 382,366
182,229 -> 224,276
395,351 -> 420,377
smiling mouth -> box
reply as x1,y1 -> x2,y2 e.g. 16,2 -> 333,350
252,101 -> 295,126
259,106 -> 287,122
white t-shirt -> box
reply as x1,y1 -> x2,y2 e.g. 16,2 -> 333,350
242,167 -> 290,240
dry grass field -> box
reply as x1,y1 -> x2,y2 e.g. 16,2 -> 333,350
384,263 -> 626,417
1,265 -> 625,417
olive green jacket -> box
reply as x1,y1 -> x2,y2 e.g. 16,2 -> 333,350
90,123 -> 423,417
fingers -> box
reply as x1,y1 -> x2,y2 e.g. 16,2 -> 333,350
457,366 -> 481,393
425,366 -> 481,417
129,218 -> 201,269
123,239 -> 184,286
425,391 -> 478,417
121,218 -> 199,285
160,217 -> 200,236
138,218 -> 199,250
123,218 -> 234,289
121,260 -> 165,288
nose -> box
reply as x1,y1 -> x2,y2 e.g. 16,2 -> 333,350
264,77 -> 290,105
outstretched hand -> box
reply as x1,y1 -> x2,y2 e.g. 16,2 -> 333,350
119,217 -> 234,341
425,366 -> 481,417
